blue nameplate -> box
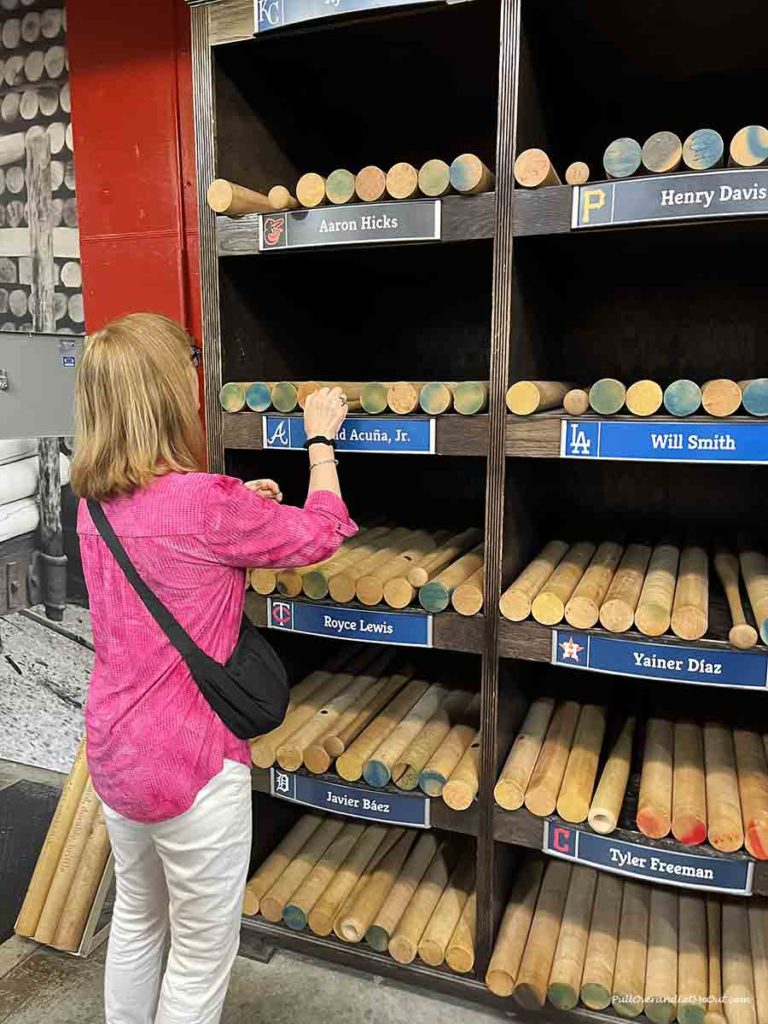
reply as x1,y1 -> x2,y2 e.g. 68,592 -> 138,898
561,419 -> 768,464
553,630 -> 768,689
544,821 -> 753,895
259,201 -> 440,251
255,0 -> 469,33
267,598 -> 433,647
263,415 -> 435,454
572,168 -> 768,229
270,768 -> 431,827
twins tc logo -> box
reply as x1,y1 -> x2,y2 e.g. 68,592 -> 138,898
271,601 -> 292,629
263,214 -> 286,247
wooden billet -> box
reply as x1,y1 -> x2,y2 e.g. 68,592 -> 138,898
706,899 -> 725,1024
271,381 -> 299,413
386,162 -> 419,201
452,381 -> 489,415
702,379 -> 742,418
355,166 -> 387,204
513,859 -> 572,1009
677,893 -> 708,1024
704,722 -> 744,853
387,381 -> 423,414
418,159 -> 451,197
531,541 -> 596,625
729,126 -> 768,168
307,824 -> 389,936
52,811 -> 112,951
547,865 -> 598,1009
441,728 -> 481,810
506,380 -> 573,416
599,543 -> 653,633
451,565 -> 484,616
325,169 -> 357,205
15,739 -> 88,937
260,817 -> 345,923
721,901 -> 757,1024
644,886 -> 678,1024
683,129 -> 725,171
664,379 -> 702,417
392,691 -> 471,791
671,545 -> 709,641
626,380 -> 664,417
739,549 -> 768,644
449,153 -> 494,194
565,161 -> 590,185
268,185 -> 298,211
580,871 -> 623,1010
243,814 -> 323,917
283,823 -> 365,931
740,379 -> 768,417
331,829 -> 402,941
338,830 -> 415,943
635,542 -> 680,637
400,527 -> 483,595
556,704 -> 606,824
419,382 -> 455,415
356,531 -> 437,607
672,721 -> 707,846
565,540 -> 623,629
419,694 -> 480,797
613,880 -> 650,1019
329,527 -> 414,604
360,382 -> 391,414
296,172 -> 327,209
336,677 -> 429,782
713,552 -> 757,649
418,543 -> 484,613
637,718 -> 674,839
33,781 -> 102,945
604,138 -> 643,179
748,904 -> 768,1024
563,388 -> 590,415
445,888 -> 476,973
245,381 -> 274,412
296,382 -> 364,411
641,131 -> 683,174
325,672 -> 410,759
734,728 -> 768,860
588,717 -> 635,835
485,857 -> 545,996
417,860 -> 474,967
302,527 -> 392,600
494,698 -> 555,810
388,843 -> 452,964
589,378 -> 626,415
219,381 -> 250,412
207,178 -> 271,216
524,700 -> 581,817
513,148 -> 561,189
365,833 -> 437,951
363,683 -> 446,788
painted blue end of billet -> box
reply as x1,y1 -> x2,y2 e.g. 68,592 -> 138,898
543,821 -> 753,894
663,380 -> 702,417
552,629 -> 768,689
245,382 -> 273,412
742,379 -> 768,417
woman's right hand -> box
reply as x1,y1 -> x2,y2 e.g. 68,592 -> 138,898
304,386 -> 348,441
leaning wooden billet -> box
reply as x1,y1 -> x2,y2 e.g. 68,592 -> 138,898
677,892 -> 708,1024
356,531 -> 437,607
418,159 -> 452,197
644,886 -> 678,1024
485,858 -> 544,996
441,728 -> 481,810
494,698 -> 555,811
355,166 -> 387,204
683,129 -> 725,171
739,549 -> 768,645
365,833 -> 438,951
713,552 -> 757,649
565,540 -> 623,629
588,716 -> 635,835
52,810 -> 112,951
451,564 -> 484,616
388,843 -> 453,964
419,694 -> 480,797
331,829 -> 403,941
565,161 -> 590,185
449,153 -> 494,194
641,131 -> 683,174
635,542 -> 679,638
500,540 -> 570,622
612,880 -> 650,1019
733,728 -> 768,860
417,860 -> 474,967
636,718 -> 674,839
524,700 -> 581,817
325,168 -> 357,205
580,871 -> 623,1010
547,865 -> 598,1009
670,545 -> 708,641
418,543 -> 484,613
664,379 -> 702,417
445,888 -> 477,973
599,543 -> 653,633
324,672 -> 411,760
729,125 -> 768,168
260,817 -> 346,923
386,162 -> 419,200
530,541 -> 595,625
513,148 -> 561,189
703,722 -> 744,854
384,527 -> 482,608
282,823 -> 365,931
603,137 -> 642,179
363,683 -> 447,788
307,824 -> 390,936
392,691 -> 472,791
671,721 -> 707,846
243,814 -> 323,917
556,704 -> 606,824
268,185 -> 298,211
506,380 -> 573,416
337,830 -> 415,943
207,178 -> 271,216
589,377 -> 626,416
296,172 -> 327,208
701,379 -> 742,418
626,380 -> 663,417
513,859 -> 572,1009
721,901 -> 757,1024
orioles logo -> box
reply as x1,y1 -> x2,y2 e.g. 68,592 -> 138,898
263,215 -> 286,247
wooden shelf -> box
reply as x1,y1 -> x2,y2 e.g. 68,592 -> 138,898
224,411 -> 489,456
251,766 -> 479,837
493,806 -> 765,897
216,193 -> 495,256
245,593 -> 486,654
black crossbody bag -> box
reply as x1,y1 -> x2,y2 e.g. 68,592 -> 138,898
87,499 -> 289,740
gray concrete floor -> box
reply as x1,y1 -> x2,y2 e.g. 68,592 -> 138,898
0,936 -> 509,1024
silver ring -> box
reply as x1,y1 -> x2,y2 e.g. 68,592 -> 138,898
338,396 -> 347,405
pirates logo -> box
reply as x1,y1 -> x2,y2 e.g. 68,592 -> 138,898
271,600 -> 292,629
263,214 -> 286,248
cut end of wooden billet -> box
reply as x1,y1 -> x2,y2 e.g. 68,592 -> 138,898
419,381 -> 454,415
219,382 -> 247,412
360,382 -> 390,414
326,168 -> 356,205
641,131 -> 683,174
207,178 -> 271,216
563,389 -> 590,416
268,185 -> 298,211
589,378 -> 626,416
386,162 -> 419,200
513,148 -> 561,189
625,380 -> 663,417
296,172 -> 327,208
449,153 -> 494,194
682,129 -> 724,171
245,382 -> 273,413
603,137 -> 642,179
663,379 -> 702,417
271,381 -> 299,413
418,159 -> 451,197
355,166 -> 387,203
453,381 -> 488,415
729,623 -> 758,649
729,125 -> 768,167
564,161 -> 590,186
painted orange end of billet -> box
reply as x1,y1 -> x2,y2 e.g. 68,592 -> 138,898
636,809 -> 671,839
746,821 -> 768,860
673,820 -> 707,846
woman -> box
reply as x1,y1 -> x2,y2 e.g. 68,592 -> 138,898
71,312 -> 354,1024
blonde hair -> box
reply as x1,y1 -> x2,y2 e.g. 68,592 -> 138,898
71,312 -> 205,500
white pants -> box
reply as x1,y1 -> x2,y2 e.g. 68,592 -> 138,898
102,760 -> 252,1024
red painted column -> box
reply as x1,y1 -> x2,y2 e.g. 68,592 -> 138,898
66,0 -> 201,344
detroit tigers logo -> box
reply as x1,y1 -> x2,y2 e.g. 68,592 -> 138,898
274,770 -> 291,794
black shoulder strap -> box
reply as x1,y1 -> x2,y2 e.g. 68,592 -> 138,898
87,499 -> 198,660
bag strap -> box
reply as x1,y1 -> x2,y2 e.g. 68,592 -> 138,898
87,499 -> 199,660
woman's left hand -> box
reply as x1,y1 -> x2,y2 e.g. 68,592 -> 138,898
245,479 -> 283,503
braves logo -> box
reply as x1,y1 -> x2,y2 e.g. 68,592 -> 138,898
271,601 -> 292,628
263,215 -> 286,247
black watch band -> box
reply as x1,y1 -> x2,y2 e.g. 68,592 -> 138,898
304,435 -> 336,449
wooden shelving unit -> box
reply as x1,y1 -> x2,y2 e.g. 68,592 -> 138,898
188,0 -> 768,1016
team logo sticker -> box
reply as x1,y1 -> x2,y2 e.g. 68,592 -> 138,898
262,214 -> 287,248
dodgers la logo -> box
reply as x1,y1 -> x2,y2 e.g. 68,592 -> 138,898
271,601 -> 292,628
568,423 -> 592,456
267,420 -> 290,447
262,214 -> 286,247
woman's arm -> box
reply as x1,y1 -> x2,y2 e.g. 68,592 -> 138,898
304,386 -> 347,500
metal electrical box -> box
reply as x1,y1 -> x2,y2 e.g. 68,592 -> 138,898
0,331 -> 85,440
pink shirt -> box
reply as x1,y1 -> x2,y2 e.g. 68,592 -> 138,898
78,472 -> 356,823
